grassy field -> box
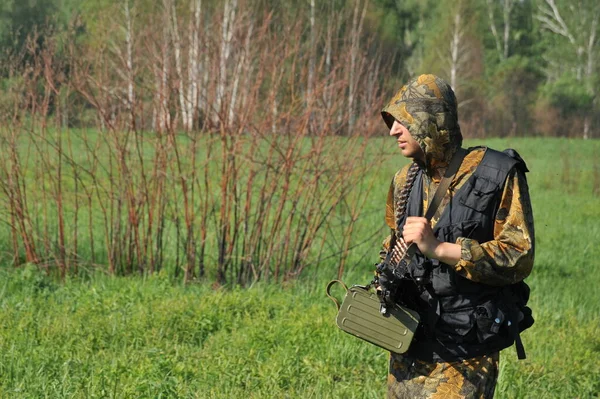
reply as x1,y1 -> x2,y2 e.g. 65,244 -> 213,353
0,137 -> 599,398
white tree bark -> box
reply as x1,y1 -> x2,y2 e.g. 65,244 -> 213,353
200,22 -> 210,127
486,0 -> 503,60
583,12 -> 598,139
239,20 -> 254,119
502,0 -> 514,59
586,13 -> 598,79
536,0 -> 576,43
124,0 -> 135,128
155,18 -> 171,132
187,0 -> 202,131
215,0 -> 238,127
438,1 -> 472,108
307,0 -> 316,107
166,0 -> 189,131
450,10 -> 462,91
486,0 -> 513,61
229,20 -> 254,126
348,0 -> 368,133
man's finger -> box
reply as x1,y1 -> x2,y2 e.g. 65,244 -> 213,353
406,216 -> 428,224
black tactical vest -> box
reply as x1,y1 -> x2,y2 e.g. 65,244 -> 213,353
395,147 -> 534,362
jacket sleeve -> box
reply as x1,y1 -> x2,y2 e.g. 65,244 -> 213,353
453,167 -> 535,286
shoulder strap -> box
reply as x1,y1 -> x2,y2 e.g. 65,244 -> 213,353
404,148 -> 468,260
424,148 -> 468,220
502,148 -> 529,173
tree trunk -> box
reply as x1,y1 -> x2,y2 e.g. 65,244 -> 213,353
503,0 -> 513,59
307,0 -> 316,107
450,9 -> 461,91
215,0 -> 237,128
124,0 -> 135,129
229,20 -> 253,126
166,0 -> 190,131
201,21 -> 210,130
486,0 -> 503,61
325,2 -> 333,111
584,12 -> 598,139
154,18 -> 171,133
348,0 -> 368,134
187,0 -> 201,131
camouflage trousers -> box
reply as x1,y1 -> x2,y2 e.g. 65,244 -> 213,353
387,352 -> 499,399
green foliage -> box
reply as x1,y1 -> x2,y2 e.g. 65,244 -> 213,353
0,0 -> 80,57
485,56 -> 544,136
540,73 -> 595,114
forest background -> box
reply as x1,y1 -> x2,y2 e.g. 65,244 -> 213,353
1,0 -> 599,139
0,0 -> 599,397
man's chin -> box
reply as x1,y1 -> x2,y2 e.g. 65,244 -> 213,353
401,149 -> 416,158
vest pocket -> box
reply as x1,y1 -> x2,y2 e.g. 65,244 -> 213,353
459,176 -> 499,212
436,308 -> 476,343
475,300 -> 508,343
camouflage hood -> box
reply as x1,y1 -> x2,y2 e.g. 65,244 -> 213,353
382,74 -> 462,173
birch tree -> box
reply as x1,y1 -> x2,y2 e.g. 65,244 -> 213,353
419,0 -> 478,104
164,0 -> 186,131
485,0 -> 515,61
123,0 -> 135,129
152,12 -> 171,133
98,0 -> 137,129
229,19 -> 254,126
215,0 -> 238,127
306,0 -> 316,107
187,0 -> 202,131
162,0 -> 203,132
448,3 -> 466,92
348,0 -> 368,133
536,0 -> 600,138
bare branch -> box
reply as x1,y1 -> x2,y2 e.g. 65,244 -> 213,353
536,0 -> 576,44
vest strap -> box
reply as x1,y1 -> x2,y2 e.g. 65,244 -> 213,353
424,148 -> 468,220
403,148 -> 468,261
515,334 -> 527,360
502,287 -> 528,360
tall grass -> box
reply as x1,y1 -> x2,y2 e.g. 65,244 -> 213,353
0,6 -> 393,285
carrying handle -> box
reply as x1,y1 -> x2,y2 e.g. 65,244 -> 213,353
326,280 -> 348,311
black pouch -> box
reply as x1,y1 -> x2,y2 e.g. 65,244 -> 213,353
475,300 -> 508,344
509,282 -> 534,332
436,308 -> 476,344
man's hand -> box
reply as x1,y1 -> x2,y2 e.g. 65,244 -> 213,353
402,217 -> 439,258
402,217 -> 462,265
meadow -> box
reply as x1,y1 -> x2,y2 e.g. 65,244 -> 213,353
0,137 -> 599,398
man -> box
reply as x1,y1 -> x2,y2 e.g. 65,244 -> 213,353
376,74 -> 535,398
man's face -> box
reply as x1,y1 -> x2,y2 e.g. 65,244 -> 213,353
389,119 -> 424,161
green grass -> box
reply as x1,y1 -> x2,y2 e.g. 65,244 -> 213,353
0,137 -> 599,398
0,269 -> 389,398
